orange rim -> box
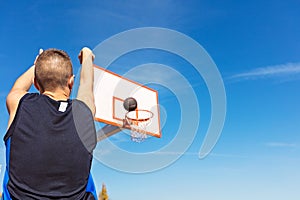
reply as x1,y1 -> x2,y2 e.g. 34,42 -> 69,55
126,110 -> 153,122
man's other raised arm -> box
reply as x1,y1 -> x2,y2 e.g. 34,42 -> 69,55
6,49 -> 42,121
6,66 -> 34,128
76,47 -> 96,116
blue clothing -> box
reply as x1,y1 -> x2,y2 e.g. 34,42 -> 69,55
2,93 -> 97,200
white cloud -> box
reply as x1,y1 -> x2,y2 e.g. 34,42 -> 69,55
209,152 -> 246,158
265,142 -> 297,148
229,62 -> 300,81
151,151 -> 197,156
151,151 -> 245,158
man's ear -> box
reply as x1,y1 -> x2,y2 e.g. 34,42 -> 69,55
34,78 -> 41,92
68,75 -> 75,90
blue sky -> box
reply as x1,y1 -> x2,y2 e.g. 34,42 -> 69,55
1,1 -> 300,199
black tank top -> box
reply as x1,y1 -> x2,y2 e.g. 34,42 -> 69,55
4,93 -> 96,199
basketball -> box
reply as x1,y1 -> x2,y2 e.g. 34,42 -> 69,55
123,97 -> 138,111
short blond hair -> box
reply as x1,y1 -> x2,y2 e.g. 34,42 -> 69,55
35,49 -> 73,92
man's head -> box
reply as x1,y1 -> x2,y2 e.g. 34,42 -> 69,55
34,49 -> 73,93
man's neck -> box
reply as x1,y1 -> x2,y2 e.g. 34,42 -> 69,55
42,90 -> 70,101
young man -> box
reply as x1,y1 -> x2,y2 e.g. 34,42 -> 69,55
2,47 -> 97,199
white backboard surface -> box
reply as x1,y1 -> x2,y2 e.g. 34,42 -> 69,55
93,65 -> 161,138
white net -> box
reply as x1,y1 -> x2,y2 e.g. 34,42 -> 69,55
125,110 -> 153,143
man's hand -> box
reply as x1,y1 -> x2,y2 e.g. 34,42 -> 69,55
78,47 -> 95,64
34,49 -> 43,65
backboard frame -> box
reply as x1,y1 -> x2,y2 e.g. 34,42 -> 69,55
93,65 -> 161,139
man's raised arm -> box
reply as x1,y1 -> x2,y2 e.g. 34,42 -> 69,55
6,49 -> 42,129
76,47 -> 96,116
6,66 -> 34,128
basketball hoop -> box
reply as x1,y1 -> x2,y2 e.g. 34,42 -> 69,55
125,110 -> 153,142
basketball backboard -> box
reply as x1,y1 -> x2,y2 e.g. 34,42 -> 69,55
93,65 -> 161,140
